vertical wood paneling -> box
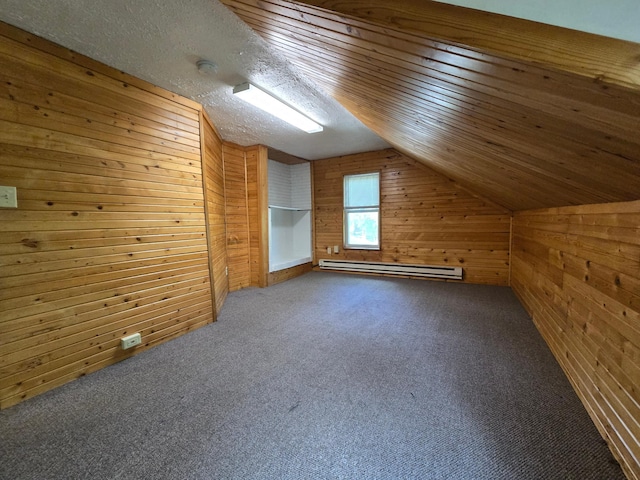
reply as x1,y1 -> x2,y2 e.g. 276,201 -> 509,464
245,145 -> 269,288
222,143 -> 267,290
222,142 -> 251,291
313,149 -> 511,285
0,23 -> 213,408
511,201 -> 640,480
201,113 -> 228,313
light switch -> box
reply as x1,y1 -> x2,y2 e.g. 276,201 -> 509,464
0,186 -> 17,208
333,245 -> 339,254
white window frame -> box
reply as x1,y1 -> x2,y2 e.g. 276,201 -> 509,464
343,172 -> 380,250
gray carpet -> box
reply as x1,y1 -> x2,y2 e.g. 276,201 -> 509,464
0,272 -> 624,479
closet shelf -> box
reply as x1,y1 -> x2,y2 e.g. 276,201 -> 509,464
270,256 -> 312,272
268,159 -> 312,275
269,205 -> 310,211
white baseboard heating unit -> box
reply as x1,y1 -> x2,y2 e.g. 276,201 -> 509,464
318,259 -> 463,280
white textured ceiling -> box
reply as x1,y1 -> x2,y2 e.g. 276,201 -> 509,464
0,0 -> 390,160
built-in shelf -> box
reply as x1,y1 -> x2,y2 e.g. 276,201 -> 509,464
270,255 -> 313,272
268,160 -> 312,273
269,205 -> 310,211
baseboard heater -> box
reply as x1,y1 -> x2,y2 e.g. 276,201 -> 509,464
318,259 -> 463,280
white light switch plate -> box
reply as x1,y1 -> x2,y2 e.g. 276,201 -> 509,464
0,186 -> 17,208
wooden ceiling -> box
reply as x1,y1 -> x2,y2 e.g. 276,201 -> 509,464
220,0 -> 640,211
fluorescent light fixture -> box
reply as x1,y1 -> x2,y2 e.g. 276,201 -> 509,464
233,82 -> 323,134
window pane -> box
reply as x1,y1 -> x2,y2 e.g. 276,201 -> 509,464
344,173 -> 379,207
346,210 -> 379,247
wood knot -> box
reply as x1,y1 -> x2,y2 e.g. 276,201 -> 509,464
593,74 -> 607,84
21,238 -> 39,248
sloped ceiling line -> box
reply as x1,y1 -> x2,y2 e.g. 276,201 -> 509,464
281,0 -> 640,89
221,0 -> 640,211
259,20 -> 640,173
267,34 -> 637,183
223,0 -> 640,139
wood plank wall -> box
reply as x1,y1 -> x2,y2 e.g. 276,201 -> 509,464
268,263 -> 313,286
313,149 -> 511,285
223,143 -> 297,289
222,142 -> 251,291
245,145 -> 269,288
221,143 -> 268,291
511,201 -> 640,480
0,23 -> 216,409
201,114 -> 228,313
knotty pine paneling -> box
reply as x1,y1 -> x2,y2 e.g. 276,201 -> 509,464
245,145 -> 269,288
283,0 -> 640,89
268,262 -> 313,286
0,23 -> 214,409
201,113 -> 228,314
221,143 -> 268,290
222,142 -> 251,291
511,201 -> 640,480
221,0 -> 640,211
313,149 -> 511,285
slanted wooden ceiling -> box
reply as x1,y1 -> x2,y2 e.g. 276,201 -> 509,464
220,0 -> 640,211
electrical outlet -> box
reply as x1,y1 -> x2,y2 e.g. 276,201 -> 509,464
121,333 -> 141,350
333,245 -> 339,254
0,186 -> 17,208
225,266 -> 228,276
326,247 -> 332,254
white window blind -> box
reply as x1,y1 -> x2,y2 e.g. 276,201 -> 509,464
344,173 -> 379,208
343,172 -> 380,249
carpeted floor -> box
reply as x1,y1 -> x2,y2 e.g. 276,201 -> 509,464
0,272 -> 624,479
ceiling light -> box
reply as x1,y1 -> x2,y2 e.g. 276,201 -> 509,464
233,82 -> 323,134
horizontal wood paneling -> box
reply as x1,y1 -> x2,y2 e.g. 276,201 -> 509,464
511,201 -> 640,480
0,23 -> 213,409
313,149 -> 510,285
202,113 -> 228,314
268,262 -> 313,286
221,0 -> 640,211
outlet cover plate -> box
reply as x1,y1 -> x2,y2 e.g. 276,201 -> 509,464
121,333 -> 142,350
0,186 -> 17,208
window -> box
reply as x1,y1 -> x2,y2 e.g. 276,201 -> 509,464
344,172 -> 380,249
